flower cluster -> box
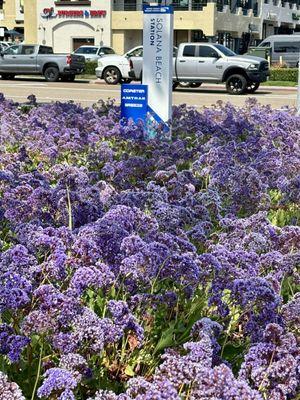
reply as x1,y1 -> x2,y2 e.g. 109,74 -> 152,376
0,96 -> 299,399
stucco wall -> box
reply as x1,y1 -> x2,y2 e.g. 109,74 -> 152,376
25,0 -> 111,52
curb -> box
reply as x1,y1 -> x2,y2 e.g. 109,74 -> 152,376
90,79 -> 297,91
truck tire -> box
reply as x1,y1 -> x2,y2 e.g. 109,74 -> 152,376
226,74 -> 247,95
173,82 -> 179,91
121,78 -> 132,84
189,82 -> 202,88
103,67 -> 121,85
44,66 -> 59,82
1,74 -> 15,80
246,82 -> 260,93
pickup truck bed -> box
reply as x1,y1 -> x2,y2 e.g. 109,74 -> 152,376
0,44 -> 85,82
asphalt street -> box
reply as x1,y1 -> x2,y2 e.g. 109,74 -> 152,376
0,78 -> 297,109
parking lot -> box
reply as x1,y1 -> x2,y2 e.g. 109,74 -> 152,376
0,78 -> 297,109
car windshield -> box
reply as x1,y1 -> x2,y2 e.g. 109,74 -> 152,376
214,44 -> 236,57
75,47 -> 98,54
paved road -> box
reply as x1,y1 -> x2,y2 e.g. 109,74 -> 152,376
0,78 -> 297,109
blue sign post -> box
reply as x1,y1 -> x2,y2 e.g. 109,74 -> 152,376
121,84 -> 148,124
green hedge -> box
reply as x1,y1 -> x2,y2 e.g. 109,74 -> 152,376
269,68 -> 298,82
85,61 -> 98,75
84,62 -> 298,82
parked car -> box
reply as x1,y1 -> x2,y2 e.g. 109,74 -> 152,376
96,46 -> 143,84
129,43 -> 269,95
258,34 -> 300,67
0,44 -> 85,81
73,45 -> 115,62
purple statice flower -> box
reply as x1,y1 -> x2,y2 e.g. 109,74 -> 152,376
0,244 -> 38,278
156,333 -> 213,387
0,272 -> 32,312
33,284 -> 82,327
190,364 -> 263,400
126,377 -> 180,400
41,248 -> 67,280
231,277 -> 281,341
68,262 -> 114,297
37,368 -> 77,399
22,310 -> 59,336
0,371 -> 25,400
72,307 -> 120,352
108,300 -> 144,346
51,333 -> 78,354
191,318 -> 223,365
0,324 -> 30,363
59,353 -> 90,382
88,390 -> 129,400
282,293 -> 300,332
239,323 -> 300,399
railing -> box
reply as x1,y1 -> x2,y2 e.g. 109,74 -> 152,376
113,1 -> 208,11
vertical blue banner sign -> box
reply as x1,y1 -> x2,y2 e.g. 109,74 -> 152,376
121,84 -> 148,123
143,4 -> 174,135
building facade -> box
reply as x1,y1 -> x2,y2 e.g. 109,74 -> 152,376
0,1 -> 24,39
24,0 -> 111,53
112,0 -> 300,54
16,0 -> 300,54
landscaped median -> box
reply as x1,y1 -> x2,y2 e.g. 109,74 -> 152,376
0,96 -> 299,400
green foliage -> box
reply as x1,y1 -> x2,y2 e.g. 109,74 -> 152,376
85,61 -> 98,75
269,68 -> 298,82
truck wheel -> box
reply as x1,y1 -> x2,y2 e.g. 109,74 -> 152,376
103,67 -> 121,85
246,82 -> 260,93
226,74 -> 247,95
121,78 -> 132,84
44,66 -> 59,82
1,74 -> 15,80
189,82 -> 202,88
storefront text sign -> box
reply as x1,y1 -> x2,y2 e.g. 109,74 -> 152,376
142,4 -> 174,134
41,8 -> 106,19
121,85 -> 148,124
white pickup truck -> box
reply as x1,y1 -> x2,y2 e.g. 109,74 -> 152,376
95,46 -> 143,84
129,43 -> 270,95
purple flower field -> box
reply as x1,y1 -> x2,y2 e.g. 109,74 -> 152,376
0,95 -> 299,400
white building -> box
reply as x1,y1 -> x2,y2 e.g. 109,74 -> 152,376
33,0 -> 112,53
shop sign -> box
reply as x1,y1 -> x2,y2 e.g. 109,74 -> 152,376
142,4 -> 174,135
41,7 -> 106,19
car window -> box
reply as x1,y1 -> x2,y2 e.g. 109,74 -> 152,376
199,46 -> 219,58
274,42 -> 300,53
213,44 -> 236,56
4,45 -> 19,55
259,42 -> 270,48
21,45 -> 35,55
38,46 -> 53,54
127,48 -> 143,57
74,48 -> 84,54
100,47 -> 115,55
183,45 -> 196,57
